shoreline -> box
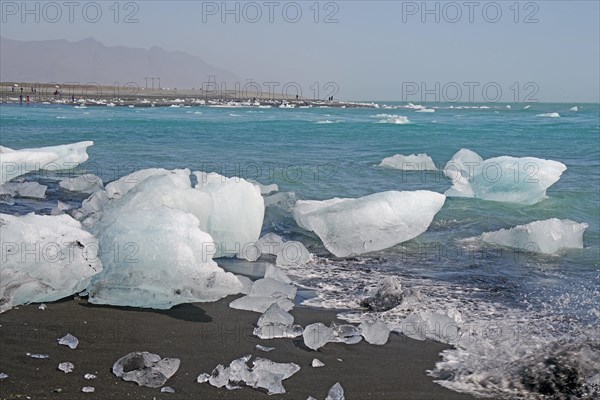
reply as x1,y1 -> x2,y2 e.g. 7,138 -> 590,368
0,296 -> 479,400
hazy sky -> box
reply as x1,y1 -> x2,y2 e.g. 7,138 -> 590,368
1,0 -> 599,102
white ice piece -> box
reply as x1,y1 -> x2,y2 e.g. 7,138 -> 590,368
379,153 -> 437,170
294,191 -> 445,257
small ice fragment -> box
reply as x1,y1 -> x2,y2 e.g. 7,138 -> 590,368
360,276 -> 404,311
332,324 -> 362,345
257,303 -> 294,326
27,353 -> 49,359
307,397 -> 317,400
81,386 -> 95,393
264,264 -> 292,284
303,323 -> 334,351
326,382 -> 345,400
311,359 -> 325,368
196,373 -> 210,383
160,386 -> 175,393
58,333 -> 79,349
0,373 -> 8,379
256,344 -> 275,352
38,304 -> 47,310
84,373 -> 96,380
58,362 -> 74,373
112,352 -> 180,388
359,320 -> 391,345
208,364 -> 230,388
226,383 -> 242,390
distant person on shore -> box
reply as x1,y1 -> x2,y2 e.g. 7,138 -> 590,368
19,95 -> 23,103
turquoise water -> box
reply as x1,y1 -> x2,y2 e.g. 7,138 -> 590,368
1,102 -> 599,398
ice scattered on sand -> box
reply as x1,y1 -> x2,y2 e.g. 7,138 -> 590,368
379,153 -> 437,171
294,191 -> 445,257
326,382 -> 345,400
58,362 -> 74,373
537,112 -> 560,118
38,304 -> 47,310
0,181 -> 47,198
58,334 -> 79,349
198,355 -> 300,395
443,148 -> 566,205
359,320 -> 390,345
255,344 -> 275,352
160,386 -> 175,393
0,373 -> 8,379
81,386 -> 95,393
311,359 -> 325,368
84,373 -> 96,380
0,213 -> 102,313
253,303 -> 303,339
59,174 -> 104,194
304,323 -> 362,350
112,352 -> 180,388
0,141 -> 93,184
476,218 -> 588,255
26,353 -> 49,359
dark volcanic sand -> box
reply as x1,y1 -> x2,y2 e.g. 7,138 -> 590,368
0,297 -> 479,399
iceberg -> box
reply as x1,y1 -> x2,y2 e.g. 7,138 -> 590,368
569,106 -> 578,111
59,174 -> 103,194
443,149 -> 567,205
379,153 -> 437,171
0,141 -> 93,184
294,191 -> 446,257
477,218 -> 587,255
87,207 -> 242,308
0,213 -> 102,313
537,112 -> 560,118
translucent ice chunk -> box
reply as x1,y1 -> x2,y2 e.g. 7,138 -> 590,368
303,323 -> 335,351
360,276 -> 404,311
58,362 -> 74,373
112,352 -> 180,388
0,181 -> 47,198
379,153 -> 437,171
58,334 -> 79,349
294,191 -> 445,257
196,373 -> 209,383
256,344 -> 275,352
311,359 -> 325,368
332,324 -> 362,345
249,278 -> 296,300
326,382 -> 345,400
26,353 -> 49,359
84,373 -> 96,380
0,373 -> 8,379
229,295 -> 294,313
478,218 -> 588,255
276,241 -> 312,267
59,174 -> 104,194
257,303 -> 294,326
0,141 -> 93,184
160,386 -> 175,393
264,265 -> 292,284
443,149 -> 566,204
359,320 -> 391,345
81,386 -> 95,393
0,213 -> 102,313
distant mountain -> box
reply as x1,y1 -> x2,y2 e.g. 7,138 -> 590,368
0,37 -> 239,89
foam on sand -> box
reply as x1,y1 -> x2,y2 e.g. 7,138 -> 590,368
379,153 -> 437,171
443,149 -> 566,205
294,191 -> 446,257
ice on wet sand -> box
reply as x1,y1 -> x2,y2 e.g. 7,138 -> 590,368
112,352 -> 180,388
359,320 -> 391,345
253,303 -> 303,339
58,333 -> 79,349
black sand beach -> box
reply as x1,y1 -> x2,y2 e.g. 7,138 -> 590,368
0,296 -> 479,400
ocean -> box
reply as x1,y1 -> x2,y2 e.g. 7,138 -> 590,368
1,102 -> 599,399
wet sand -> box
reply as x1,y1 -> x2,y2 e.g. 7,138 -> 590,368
0,296 -> 478,399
